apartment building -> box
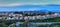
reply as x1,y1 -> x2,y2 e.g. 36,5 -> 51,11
0,12 -> 60,20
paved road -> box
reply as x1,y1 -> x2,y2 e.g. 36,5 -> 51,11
15,22 -> 60,27
8,22 -> 60,27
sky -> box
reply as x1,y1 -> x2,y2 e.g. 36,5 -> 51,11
0,0 -> 60,12
0,0 -> 60,6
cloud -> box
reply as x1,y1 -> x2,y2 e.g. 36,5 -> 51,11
0,0 -> 60,6
0,3 -> 23,6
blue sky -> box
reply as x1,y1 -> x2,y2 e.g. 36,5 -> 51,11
0,0 -> 60,12
0,0 -> 60,6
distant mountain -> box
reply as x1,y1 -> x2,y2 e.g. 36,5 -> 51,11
0,5 -> 60,12
34,9 -> 51,12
